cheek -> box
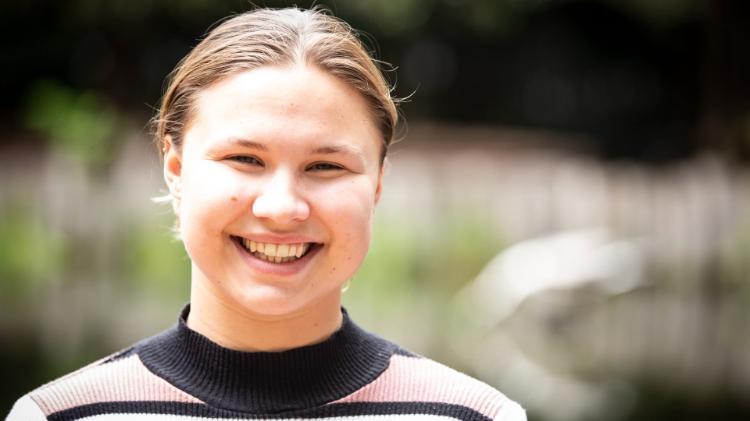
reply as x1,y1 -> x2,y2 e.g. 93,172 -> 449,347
317,178 -> 377,244
323,177 -> 376,214
179,163 -> 249,232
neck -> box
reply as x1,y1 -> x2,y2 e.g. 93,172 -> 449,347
188,279 -> 343,352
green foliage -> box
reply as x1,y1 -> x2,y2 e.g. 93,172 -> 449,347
0,201 -> 66,298
351,209 -> 506,305
118,219 -> 191,299
351,0 -> 432,35
355,220 -> 419,298
723,212 -> 750,307
24,81 -> 122,174
419,209 -> 506,290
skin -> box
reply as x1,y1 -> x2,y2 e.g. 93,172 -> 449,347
163,64 -> 384,352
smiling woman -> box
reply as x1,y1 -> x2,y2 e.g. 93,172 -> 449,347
6,7 -> 524,421
170,66 -> 384,349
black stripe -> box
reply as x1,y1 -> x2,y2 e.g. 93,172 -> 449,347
48,401 -> 492,421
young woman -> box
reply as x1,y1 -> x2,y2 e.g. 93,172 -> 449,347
7,8 -> 525,421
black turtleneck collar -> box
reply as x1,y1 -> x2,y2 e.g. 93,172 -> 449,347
135,305 -> 397,414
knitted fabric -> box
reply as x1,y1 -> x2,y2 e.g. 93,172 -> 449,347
6,306 -> 525,421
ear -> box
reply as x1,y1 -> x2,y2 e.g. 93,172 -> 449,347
374,158 -> 388,205
163,135 -> 183,199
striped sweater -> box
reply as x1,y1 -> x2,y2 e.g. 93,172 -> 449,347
6,307 -> 525,421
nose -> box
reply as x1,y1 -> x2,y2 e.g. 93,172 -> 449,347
251,171 -> 310,224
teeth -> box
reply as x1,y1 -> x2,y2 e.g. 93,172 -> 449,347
238,238 -> 314,262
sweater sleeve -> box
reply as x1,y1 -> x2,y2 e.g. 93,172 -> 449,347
494,399 -> 527,421
5,395 -> 47,421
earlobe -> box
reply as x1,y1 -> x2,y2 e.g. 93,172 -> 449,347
163,136 -> 183,199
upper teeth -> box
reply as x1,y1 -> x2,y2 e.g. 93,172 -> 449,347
242,239 -> 310,258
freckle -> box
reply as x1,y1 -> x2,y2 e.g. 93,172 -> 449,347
230,196 -> 237,201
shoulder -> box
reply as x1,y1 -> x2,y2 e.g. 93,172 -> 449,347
6,394 -> 46,421
6,348 -> 134,420
337,347 -> 526,421
6,343 -> 198,420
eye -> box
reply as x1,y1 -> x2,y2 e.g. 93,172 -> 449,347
228,155 -> 264,166
307,162 -> 344,171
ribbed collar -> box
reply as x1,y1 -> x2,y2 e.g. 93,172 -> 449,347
136,305 -> 397,414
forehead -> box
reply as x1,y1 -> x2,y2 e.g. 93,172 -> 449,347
185,65 -> 380,156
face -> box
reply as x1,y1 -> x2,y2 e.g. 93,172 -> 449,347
164,65 -> 384,318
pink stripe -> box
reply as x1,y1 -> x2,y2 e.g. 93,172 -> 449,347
30,355 -> 202,415
334,354 -> 507,419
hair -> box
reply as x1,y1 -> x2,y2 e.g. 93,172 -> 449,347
153,7 -> 399,163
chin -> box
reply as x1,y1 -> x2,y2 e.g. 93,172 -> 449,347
232,287 -> 324,318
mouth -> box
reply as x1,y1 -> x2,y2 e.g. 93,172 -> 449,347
231,236 -> 320,264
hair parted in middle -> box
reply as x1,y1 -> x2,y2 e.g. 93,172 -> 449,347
153,7 -> 399,164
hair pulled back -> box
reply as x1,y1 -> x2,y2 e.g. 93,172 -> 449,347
154,7 -> 398,163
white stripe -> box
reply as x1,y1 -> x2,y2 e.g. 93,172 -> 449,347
5,395 -> 47,421
493,401 -> 527,421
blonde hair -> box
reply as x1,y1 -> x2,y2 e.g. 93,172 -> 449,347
153,7 -> 398,163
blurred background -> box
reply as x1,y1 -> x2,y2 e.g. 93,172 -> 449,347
1,0 -> 749,419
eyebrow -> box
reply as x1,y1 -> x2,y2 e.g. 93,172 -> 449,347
221,137 -> 364,160
312,144 -> 364,158
222,138 -> 269,151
